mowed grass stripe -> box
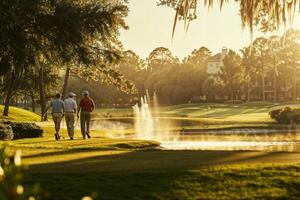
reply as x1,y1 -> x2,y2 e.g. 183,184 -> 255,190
24,164 -> 300,200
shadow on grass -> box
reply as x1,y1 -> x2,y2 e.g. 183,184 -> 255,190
23,150 -> 300,200
27,150 -> 300,173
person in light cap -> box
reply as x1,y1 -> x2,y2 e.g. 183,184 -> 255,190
44,93 -> 65,140
64,92 -> 77,140
77,90 -> 95,139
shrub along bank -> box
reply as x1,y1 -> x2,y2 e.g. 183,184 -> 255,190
269,107 -> 300,124
0,121 -> 43,140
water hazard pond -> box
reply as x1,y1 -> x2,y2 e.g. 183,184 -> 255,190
159,130 -> 300,151
88,117 -> 300,152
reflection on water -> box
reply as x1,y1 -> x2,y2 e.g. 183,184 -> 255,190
160,133 -> 300,151
160,141 -> 300,151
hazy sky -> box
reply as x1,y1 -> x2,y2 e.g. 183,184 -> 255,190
120,1 -> 300,60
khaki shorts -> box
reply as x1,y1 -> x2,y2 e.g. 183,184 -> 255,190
52,113 -> 63,122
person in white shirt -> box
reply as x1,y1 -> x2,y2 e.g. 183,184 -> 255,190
64,92 -> 77,140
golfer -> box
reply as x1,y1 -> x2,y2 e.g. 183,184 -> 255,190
64,92 -> 77,140
77,91 -> 95,139
45,93 -> 65,140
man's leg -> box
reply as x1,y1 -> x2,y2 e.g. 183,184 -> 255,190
54,119 -> 59,141
69,113 -> 75,139
56,114 -> 62,137
65,114 -> 71,137
86,112 -> 91,138
52,113 -> 62,140
80,113 -> 86,139
53,118 -> 59,133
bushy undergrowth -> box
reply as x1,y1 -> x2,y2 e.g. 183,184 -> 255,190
269,107 -> 300,124
0,124 -> 14,140
9,122 -> 43,139
0,122 -> 43,140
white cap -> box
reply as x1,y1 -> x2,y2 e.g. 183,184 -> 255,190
83,91 -> 89,96
68,92 -> 76,97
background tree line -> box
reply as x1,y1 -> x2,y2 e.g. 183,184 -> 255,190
65,29 -> 300,107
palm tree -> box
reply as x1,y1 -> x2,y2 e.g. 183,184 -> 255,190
252,37 -> 272,101
240,47 -> 255,102
268,35 -> 282,102
219,50 -> 243,101
280,29 -> 300,100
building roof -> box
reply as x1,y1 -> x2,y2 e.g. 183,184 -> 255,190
207,53 -> 222,62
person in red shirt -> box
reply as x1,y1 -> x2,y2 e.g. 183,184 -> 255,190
77,91 -> 95,139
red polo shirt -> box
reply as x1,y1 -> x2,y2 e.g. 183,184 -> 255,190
79,96 -> 95,112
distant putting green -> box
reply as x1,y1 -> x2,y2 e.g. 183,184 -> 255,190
97,101 -> 300,121
95,102 -> 300,131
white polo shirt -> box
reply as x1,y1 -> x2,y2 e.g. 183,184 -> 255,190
64,98 -> 77,113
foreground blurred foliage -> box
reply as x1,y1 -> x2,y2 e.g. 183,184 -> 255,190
0,147 -> 43,200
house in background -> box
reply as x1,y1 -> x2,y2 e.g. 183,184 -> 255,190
200,47 -> 228,102
206,47 -> 228,75
201,47 -> 300,102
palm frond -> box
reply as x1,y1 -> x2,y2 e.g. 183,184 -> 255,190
159,0 -> 300,36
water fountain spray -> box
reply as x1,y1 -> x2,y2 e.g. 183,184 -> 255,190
133,91 -> 176,141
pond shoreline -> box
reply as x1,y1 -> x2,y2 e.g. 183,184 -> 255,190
180,126 -> 300,135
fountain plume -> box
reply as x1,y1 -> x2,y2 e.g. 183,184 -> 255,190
133,92 -> 177,141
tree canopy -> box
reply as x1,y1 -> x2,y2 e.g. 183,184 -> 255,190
0,0 -> 129,116
0,0 -> 128,69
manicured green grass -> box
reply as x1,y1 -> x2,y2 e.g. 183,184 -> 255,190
23,164 -> 300,200
11,138 -> 300,200
96,102 -> 276,121
97,101 -> 300,121
4,123 -> 299,199
95,102 -> 300,131
2,102 -> 300,199
0,125 -> 159,151
0,105 -> 41,122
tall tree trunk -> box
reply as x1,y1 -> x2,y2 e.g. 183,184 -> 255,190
30,90 -> 36,112
38,66 -> 47,121
229,79 -> 234,102
247,76 -> 251,102
3,72 -> 15,116
62,66 -> 70,99
261,53 -> 265,101
273,69 -> 277,102
24,92 -> 27,109
15,96 -> 18,107
3,91 -> 12,116
261,70 -> 265,101
293,72 -> 297,101
285,80 -> 289,101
